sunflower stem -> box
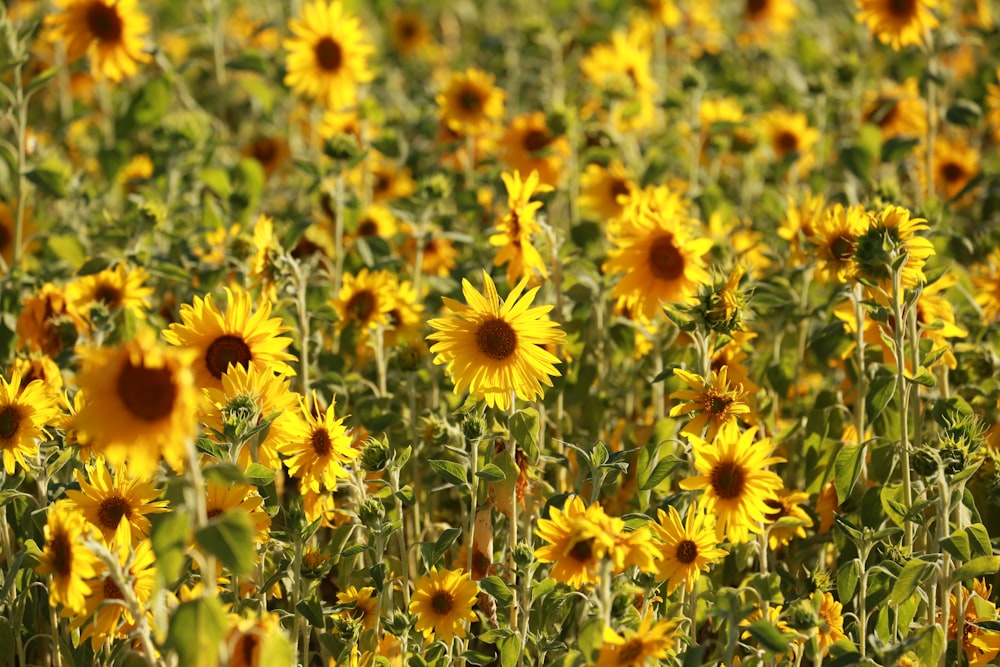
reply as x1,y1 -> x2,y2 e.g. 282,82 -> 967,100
890,264 -> 914,551
387,465 -> 412,610
923,40 -> 937,204
209,0 -> 227,90
599,557 -> 613,627
49,591 -> 62,667
332,173 -> 347,302
294,257 -> 312,402
508,394 -> 520,633
851,282 -> 868,488
11,41 -> 28,272
467,436 -> 480,578
185,440 -> 216,596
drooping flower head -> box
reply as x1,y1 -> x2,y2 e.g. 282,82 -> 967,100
490,170 -> 553,287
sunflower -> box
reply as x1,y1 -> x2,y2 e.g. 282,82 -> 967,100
67,263 -> 153,319
205,481 -> 272,543
490,170 -> 553,287
739,0 -> 797,46
16,282 -> 88,357
283,0 -> 373,110
350,205 -> 398,243
501,113 -> 570,188
64,459 -> 169,549
409,568 -> 479,644
436,68 -> 505,137
364,152 -> 418,203
533,496 -> 619,588
203,363 -> 306,471
0,369 -> 60,475
856,0 -> 939,51
595,614 -> 677,667
929,135 -> 980,203
812,591 -> 847,657
680,426 -> 785,544
225,5 -> 280,52
388,8 -> 433,57
853,205 -> 934,289
71,538 -> 156,650
945,579 -> 1000,667
759,109 -> 820,174
651,505 -> 728,595
740,604 -> 800,658
225,612 -> 290,667
972,249 -> 1000,324
426,271 -> 565,411
604,194 -> 712,320
670,366 -> 752,440
163,287 -> 297,391
809,203 -> 867,284
118,153 -> 153,186
862,78 -> 927,140
9,355 -> 64,396
405,230 -> 459,277
763,490 -> 813,550
74,330 -> 200,475
279,392 -> 356,493
580,27 -> 656,98
248,215 -> 279,302
243,135 -> 290,180
778,193 -> 827,266
384,277 -> 425,349
336,585 -> 378,631
44,0 -> 151,81
0,199 -> 38,272
579,160 -> 636,221
815,480 -> 838,534
36,500 -> 100,615
332,268 -> 396,333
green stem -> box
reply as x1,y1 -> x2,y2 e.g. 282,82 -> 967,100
294,259 -> 312,401
852,283 -> 868,487
924,44 -> 937,203
890,267 -> 913,549
467,437 -> 479,578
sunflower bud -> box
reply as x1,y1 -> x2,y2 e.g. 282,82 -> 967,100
786,598 -> 820,632
911,446 -> 940,477
396,340 -> 425,371
360,436 -> 391,472
513,541 -> 534,568
323,134 -> 361,162
420,173 -> 451,200
462,412 -> 487,442
358,497 -> 386,526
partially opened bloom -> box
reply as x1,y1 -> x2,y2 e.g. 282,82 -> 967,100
283,0 -> 373,109
812,591 -> 847,657
279,392 -> 356,492
490,170 -> 553,286
501,113 -> 569,187
0,369 -> 60,475
596,614 -> 677,667
652,505 -> 728,594
45,0 -> 151,81
409,568 -> 479,644
680,426 -> 785,544
36,501 -> 100,615
670,366 -> 752,440
427,272 -> 565,411
336,586 -> 378,631
68,263 -> 153,320
856,0 -> 939,51
763,490 -> 813,549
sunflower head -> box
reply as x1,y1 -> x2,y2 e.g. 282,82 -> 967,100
45,0 -> 152,81
408,568 -> 479,644
436,68 -> 506,137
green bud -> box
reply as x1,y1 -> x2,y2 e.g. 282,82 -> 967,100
360,436 -> 392,472
911,446 -> 940,477
397,341 -> 424,372
358,497 -> 386,527
462,413 -> 487,442
513,541 -> 534,568
545,109 -> 570,138
420,172 -> 451,200
323,133 -> 361,162
785,598 -> 820,632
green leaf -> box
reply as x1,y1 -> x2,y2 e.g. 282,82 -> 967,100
509,408 -> 540,464
945,99 -> 981,127
123,76 -> 172,131
429,459 -> 469,487
244,463 -> 276,486
0,617 -> 12,667
395,485 -> 415,506
638,455 -> 682,491
889,559 -> 934,606
165,597 -> 227,667
967,523 -> 992,559
26,160 -> 69,198
151,511 -> 190,585
952,556 -> 1000,582
838,559 -> 860,602
577,616 -> 604,664
195,510 -> 256,577
905,366 -> 936,387
498,634 -> 520,667
834,445 -> 864,504
432,527 -> 462,563
866,366 -> 896,423
746,619 -> 790,653
841,144 -> 874,181
258,627 -> 296,667
880,483 -> 908,526
476,464 -> 506,482
200,167 -> 231,198
911,625 -> 945,667
881,136 -> 920,162
479,575 -> 513,607
942,530 -> 971,561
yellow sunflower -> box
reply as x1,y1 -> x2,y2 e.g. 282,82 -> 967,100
972,249 -> 1000,324
64,459 -> 169,549
604,196 -> 713,320
36,500 -> 100,615
740,604 -> 800,659
856,0 -> 939,51
596,614 -> 677,667
0,199 -> 38,272
384,277 -> 425,349
118,154 -> 153,186
336,585 -> 378,631
205,481 -> 272,544
778,193 -> 827,265
163,287 -> 297,391
651,505 -> 728,595
490,170 -> 553,287
929,135 -> 980,202
350,205 -> 398,243
16,282 -> 88,357
862,78 -> 927,140
67,263 -> 153,319
74,330 -> 200,475
680,425 -> 785,544
70,538 -> 156,650
501,112 -> 570,188
812,591 -> 847,657
388,9 -> 433,58
580,27 -> 656,98
248,214 -> 279,302
243,136 -> 291,180
759,109 -> 820,174
279,392 -> 356,493
809,203 -> 867,284
670,366 -> 753,440
763,489 -> 813,550
426,271 -> 565,411
283,0 -> 373,110
408,568 -> 479,644
0,369 -> 61,475
9,355 -> 64,397
225,612 -> 290,667
533,496 -> 617,588
44,0 -> 151,81
739,0 -> 797,46
579,160 -> 636,221
405,231 -> 459,278
332,268 -> 396,333
358,152 -> 418,204
946,579 -> 1000,667
854,204 -> 934,289
436,68 -> 506,137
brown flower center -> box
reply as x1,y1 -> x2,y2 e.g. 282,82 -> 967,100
94,283 -> 123,309
116,359 -> 178,422
710,460 -> 746,500
647,234 -> 685,281
522,129 -> 550,153
311,428 -> 332,456
97,493 -> 133,531
346,289 -> 377,323
889,0 -> 917,18
250,138 -> 280,166
459,88 -> 483,113
569,537 -> 594,563
829,235 -> 855,262
774,131 -> 799,156
207,508 -> 223,520
609,178 -> 630,202
619,640 -> 645,663
940,161 -> 966,184
0,405 -> 22,441
234,633 -> 260,667
0,221 -> 10,253
764,497 -> 787,522
314,37 -> 343,73
430,590 -> 455,615
49,529 -> 73,577
103,577 -> 125,600
86,1 -> 123,43
205,335 -> 253,379
746,0 -> 769,19
676,539 -> 699,564
357,218 -> 378,236
476,318 -> 517,361
707,394 -> 732,415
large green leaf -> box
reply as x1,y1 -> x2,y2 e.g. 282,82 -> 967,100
165,597 -> 227,667
195,510 -> 255,577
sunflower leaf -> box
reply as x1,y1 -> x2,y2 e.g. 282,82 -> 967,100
888,558 -> 934,606
834,445 -> 864,504
509,409 -> 540,465
195,510 -> 255,577
746,619 -> 790,653
429,459 -> 469,487
952,556 -> 1000,582
479,575 -> 514,607
165,597 -> 227,667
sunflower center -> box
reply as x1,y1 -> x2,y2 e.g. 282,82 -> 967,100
676,539 -> 699,564
50,529 -> 73,576
251,138 -> 278,164
357,218 -> 378,236
775,131 -> 799,156
746,0 -> 769,19
86,1 -> 123,43
346,289 -> 377,323
618,639 -> 645,662
117,359 -> 178,422
707,394 -> 732,415
398,19 -> 418,41
941,162 -> 965,183
0,221 -> 10,252
647,234 -> 685,281
374,174 -> 390,196
523,129 -> 550,153
889,0 -> 917,18
311,428 -> 332,456
569,537 -> 594,563
476,318 -> 518,361
205,335 -> 253,379
0,405 -> 22,441
710,460 -> 746,500
236,633 -> 260,666
103,577 -> 125,600
609,178 -> 630,201
94,283 -> 123,309
97,493 -> 133,530
314,37 -> 343,73
430,590 -> 455,615
207,508 -> 223,520
764,498 -> 787,522
459,88 -> 483,112
830,235 -> 855,262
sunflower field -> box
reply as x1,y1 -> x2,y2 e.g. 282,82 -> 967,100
2,0 -> 1000,665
